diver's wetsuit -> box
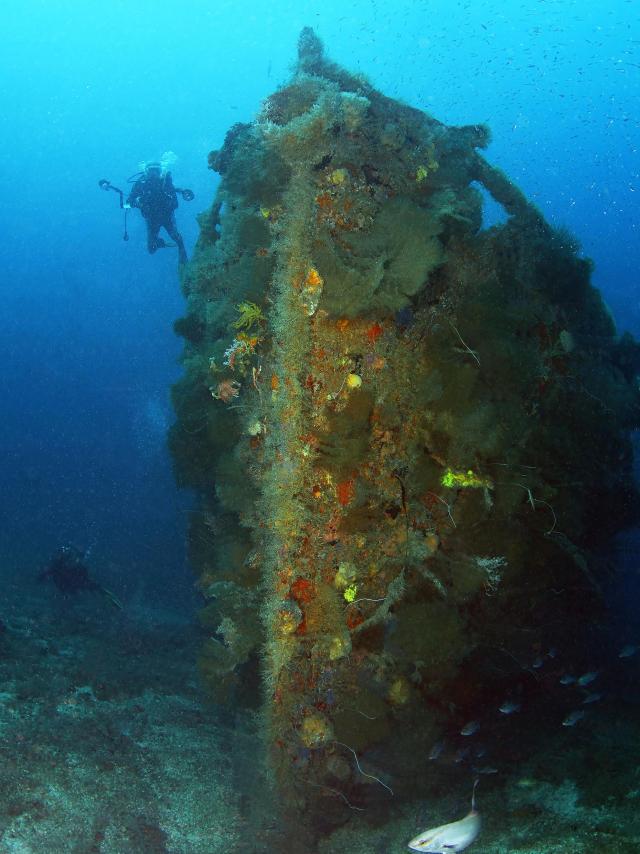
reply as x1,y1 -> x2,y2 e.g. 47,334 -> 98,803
127,171 -> 188,264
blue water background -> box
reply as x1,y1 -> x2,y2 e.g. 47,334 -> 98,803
1,0 -> 638,608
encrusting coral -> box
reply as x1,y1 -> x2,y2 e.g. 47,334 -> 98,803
170,26 -> 640,849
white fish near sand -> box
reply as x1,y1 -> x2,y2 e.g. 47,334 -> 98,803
408,780 -> 481,852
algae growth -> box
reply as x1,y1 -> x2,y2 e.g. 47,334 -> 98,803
170,27 -> 640,851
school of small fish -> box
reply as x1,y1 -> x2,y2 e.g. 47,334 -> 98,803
414,636 -> 640,849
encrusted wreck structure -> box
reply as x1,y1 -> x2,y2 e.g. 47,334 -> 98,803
170,28 -> 639,848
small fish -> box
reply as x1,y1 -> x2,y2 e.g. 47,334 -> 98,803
408,779 -> 481,852
619,644 -> 639,659
429,739 -> 445,761
453,747 -> 470,764
582,692 -> 602,705
531,656 -> 544,669
546,647 -> 557,659
498,699 -> 521,715
559,674 -> 576,686
562,710 -> 586,727
460,720 -> 480,736
576,671 -> 598,687
475,766 -> 498,775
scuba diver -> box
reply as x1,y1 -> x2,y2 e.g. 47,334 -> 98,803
38,545 -> 123,609
99,152 -> 194,266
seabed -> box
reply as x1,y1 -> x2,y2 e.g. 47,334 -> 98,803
1,580 -> 639,851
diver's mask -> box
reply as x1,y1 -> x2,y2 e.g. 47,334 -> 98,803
144,162 -> 162,178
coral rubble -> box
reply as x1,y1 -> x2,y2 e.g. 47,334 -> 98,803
170,27 -> 640,847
